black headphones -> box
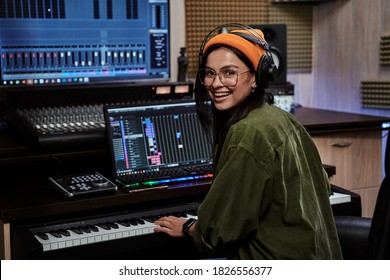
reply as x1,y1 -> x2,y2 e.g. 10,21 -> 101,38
198,23 -> 277,88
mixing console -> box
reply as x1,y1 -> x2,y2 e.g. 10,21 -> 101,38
8,104 -> 107,149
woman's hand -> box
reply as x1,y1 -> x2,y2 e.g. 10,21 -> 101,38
154,216 -> 191,237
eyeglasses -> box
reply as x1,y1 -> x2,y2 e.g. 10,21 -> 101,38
199,68 -> 251,87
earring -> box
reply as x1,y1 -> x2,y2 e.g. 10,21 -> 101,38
251,86 -> 256,93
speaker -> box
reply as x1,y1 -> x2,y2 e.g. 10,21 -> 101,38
250,24 -> 287,84
198,23 -> 277,89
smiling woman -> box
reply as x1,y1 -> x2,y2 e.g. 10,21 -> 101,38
154,24 -> 342,260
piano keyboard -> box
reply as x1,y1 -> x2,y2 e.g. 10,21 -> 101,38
30,204 -> 198,252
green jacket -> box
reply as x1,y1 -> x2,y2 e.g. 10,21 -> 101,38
192,103 -> 342,259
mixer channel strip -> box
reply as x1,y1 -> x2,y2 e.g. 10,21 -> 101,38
8,104 -> 107,149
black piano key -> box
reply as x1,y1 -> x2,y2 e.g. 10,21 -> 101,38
128,219 -> 139,226
58,229 -> 70,237
134,218 -> 145,225
106,222 -> 119,229
173,211 -> 187,217
36,232 -> 49,240
48,231 -> 62,238
79,226 -> 91,233
117,220 -> 131,227
70,227 -> 84,235
97,223 -> 111,230
178,211 -> 189,217
89,225 -> 99,232
163,212 -> 173,217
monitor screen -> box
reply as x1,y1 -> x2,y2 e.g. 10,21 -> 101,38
0,0 -> 170,88
105,101 -> 212,178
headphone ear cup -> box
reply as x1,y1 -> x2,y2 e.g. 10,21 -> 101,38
257,55 -> 277,88
257,55 -> 269,88
268,63 -> 277,82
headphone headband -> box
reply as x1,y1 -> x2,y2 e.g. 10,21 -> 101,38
199,23 -> 272,64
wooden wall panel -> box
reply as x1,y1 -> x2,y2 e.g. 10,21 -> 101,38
311,0 -> 390,115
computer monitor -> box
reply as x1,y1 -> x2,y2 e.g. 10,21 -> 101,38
0,0 -> 170,89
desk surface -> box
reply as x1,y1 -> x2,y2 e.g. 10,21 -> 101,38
0,107 -> 389,224
293,107 -> 390,134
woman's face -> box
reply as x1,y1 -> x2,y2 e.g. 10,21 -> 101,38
204,47 -> 256,111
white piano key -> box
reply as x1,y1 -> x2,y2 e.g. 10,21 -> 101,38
187,214 -> 198,220
330,192 -> 351,205
73,239 -> 81,247
50,242 -> 58,250
58,241 -> 66,249
87,236 -> 95,243
108,233 -> 116,240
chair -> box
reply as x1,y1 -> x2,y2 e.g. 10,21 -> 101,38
334,133 -> 390,259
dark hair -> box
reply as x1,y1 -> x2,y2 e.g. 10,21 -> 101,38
195,44 -> 274,162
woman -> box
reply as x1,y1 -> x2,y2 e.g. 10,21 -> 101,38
154,25 -> 342,259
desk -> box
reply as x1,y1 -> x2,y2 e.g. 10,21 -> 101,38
0,107 -> 389,259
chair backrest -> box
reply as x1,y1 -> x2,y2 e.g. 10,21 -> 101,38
367,133 -> 390,259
